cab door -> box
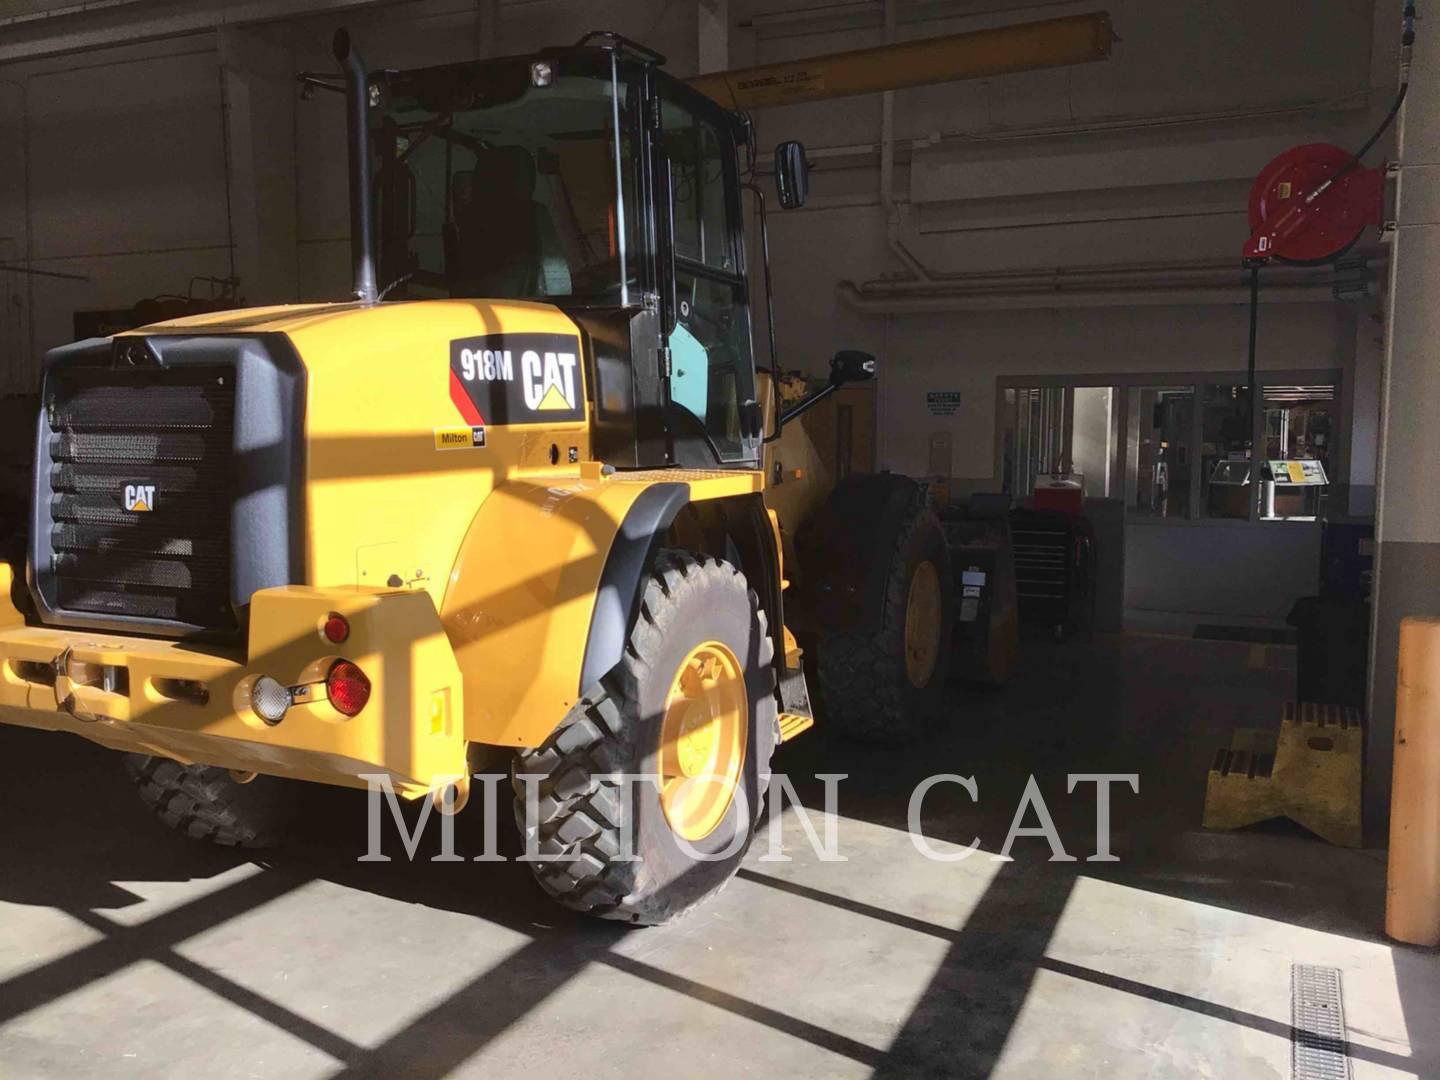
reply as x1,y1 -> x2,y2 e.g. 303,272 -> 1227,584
652,84 -> 760,467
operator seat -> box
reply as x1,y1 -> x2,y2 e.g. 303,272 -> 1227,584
448,146 -> 570,298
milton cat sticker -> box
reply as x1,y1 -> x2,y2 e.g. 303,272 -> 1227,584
449,333 -> 584,426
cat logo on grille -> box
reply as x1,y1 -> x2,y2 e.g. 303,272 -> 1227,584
123,483 -> 156,512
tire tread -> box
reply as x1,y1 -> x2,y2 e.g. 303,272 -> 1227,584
512,549 -> 775,925
123,753 -> 294,849
815,493 -> 950,742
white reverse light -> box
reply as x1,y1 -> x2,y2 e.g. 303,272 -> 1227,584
251,676 -> 292,725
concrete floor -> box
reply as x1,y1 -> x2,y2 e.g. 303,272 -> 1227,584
1,631 -> 1437,1078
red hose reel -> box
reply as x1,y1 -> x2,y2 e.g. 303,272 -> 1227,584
1242,143 -> 1386,265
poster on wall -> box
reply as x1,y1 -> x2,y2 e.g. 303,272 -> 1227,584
926,390 -> 962,417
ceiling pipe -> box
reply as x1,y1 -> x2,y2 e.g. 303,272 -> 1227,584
836,255 -> 1382,312
755,88 -> 1376,170
850,256 -> 1366,294
836,279 -> 1350,313
877,0 -> 933,282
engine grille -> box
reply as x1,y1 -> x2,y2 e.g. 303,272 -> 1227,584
45,366 -> 236,629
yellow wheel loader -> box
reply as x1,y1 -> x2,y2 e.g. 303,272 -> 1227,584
0,30 -> 955,924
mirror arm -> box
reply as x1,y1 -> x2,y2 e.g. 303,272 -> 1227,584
296,72 -> 347,97
778,380 -> 842,429
741,112 -> 759,178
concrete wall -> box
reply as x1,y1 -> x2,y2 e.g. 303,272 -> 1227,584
731,0 -> 1395,624
0,0 -> 1397,629
0,37 -> 235,392
1369,0 -> 1440,830
1125,522 -> 1321,621
744,0 -> 1398,482
872,303 -> 1357,484
0,0 -> 704,386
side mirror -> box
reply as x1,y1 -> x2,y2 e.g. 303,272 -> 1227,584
774,140 -> 809,210
830,350 -> 876,386
772,352 -> 873,434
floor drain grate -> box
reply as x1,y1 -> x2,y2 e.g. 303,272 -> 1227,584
1292,964 -> 1351,1080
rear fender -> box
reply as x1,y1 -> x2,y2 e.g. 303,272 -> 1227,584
442,470 -> 763,748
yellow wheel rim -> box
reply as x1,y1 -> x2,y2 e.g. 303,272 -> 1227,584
658,640 -> 748,842
904,560 -> 943,688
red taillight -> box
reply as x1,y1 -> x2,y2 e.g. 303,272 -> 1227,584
326,660 -> 371,716
322,613 -> 350,644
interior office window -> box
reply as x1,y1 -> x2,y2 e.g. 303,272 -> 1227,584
1127,386 -> 1194,520
1264,385 -> 1336,469
1003,386 -> 1066,496
1071,385 -> 1119,497
1001,388 -> 1017,494
1261,384 -> 1336,520
1200,383 -> 1252,519
1002,384 -> 1120,498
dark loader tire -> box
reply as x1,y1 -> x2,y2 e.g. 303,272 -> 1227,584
512,549 -> 777,926
815,491 -> 954,742
124,753 -> 299,849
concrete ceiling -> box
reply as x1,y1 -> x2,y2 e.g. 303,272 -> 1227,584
0,0 -> 391,63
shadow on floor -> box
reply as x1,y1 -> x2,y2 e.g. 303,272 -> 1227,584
0,631 -> 1432,1078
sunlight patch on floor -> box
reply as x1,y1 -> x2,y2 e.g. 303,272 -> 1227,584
93,862 -> 266,928
173,877 -> 533,1051
0,902 -> 106,984
0,959 -> 341,1079
991,874 -> 1421,1080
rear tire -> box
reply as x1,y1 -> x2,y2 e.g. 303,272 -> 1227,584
124,754 -> 298,849
512,549 -> 777,926
815,492 -> 954,742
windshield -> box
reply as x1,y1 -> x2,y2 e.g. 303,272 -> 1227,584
374,54 -> 640,305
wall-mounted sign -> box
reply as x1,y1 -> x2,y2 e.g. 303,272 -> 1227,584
926,390 -> 962,417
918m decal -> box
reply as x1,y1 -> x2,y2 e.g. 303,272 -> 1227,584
449,333 -> 584,425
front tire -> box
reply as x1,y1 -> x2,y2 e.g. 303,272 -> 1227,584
815,491 -> 954,742
512,549 -> 777,925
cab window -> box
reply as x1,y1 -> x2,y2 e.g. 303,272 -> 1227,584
659,95 -> 755,463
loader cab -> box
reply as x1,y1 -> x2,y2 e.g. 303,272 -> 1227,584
368,36 -> 763,471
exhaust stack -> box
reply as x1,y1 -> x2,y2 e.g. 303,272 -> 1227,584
333,29 -> 378,305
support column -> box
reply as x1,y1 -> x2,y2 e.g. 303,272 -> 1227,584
217,27 -> 298,304
1370,5 -> 1440,832
476,0 -> 501,59
1346,299 -> 1384,517
698,0 -> 728,75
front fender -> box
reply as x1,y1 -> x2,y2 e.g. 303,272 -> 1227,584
442,469 -> 759,748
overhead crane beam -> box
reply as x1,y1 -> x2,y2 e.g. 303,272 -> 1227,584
688,10 -> 1115,110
